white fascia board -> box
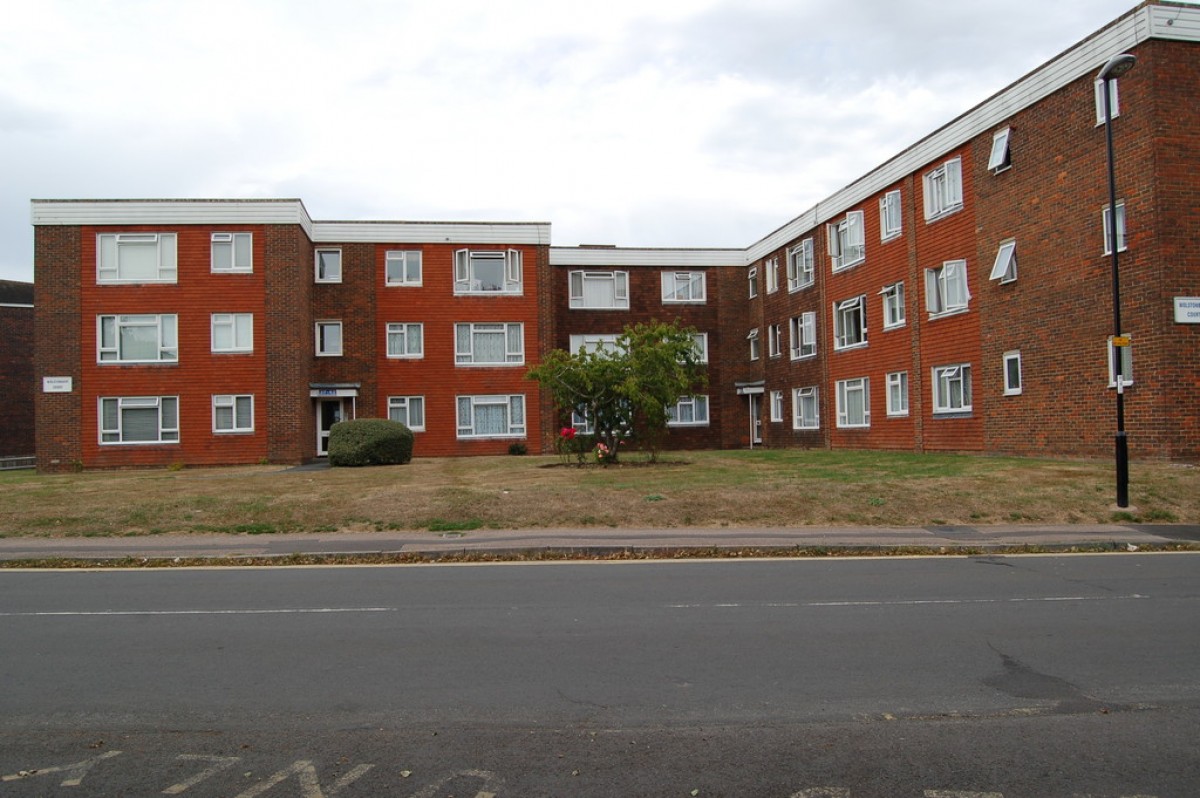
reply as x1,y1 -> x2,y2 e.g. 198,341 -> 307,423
550,247 -> 742,268
30,199 -> 314,238
312,221 -> 551,246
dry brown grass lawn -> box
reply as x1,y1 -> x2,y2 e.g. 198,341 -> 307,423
0,450 -> 1195,538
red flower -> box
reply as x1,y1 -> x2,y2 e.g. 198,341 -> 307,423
560,427 -> 576,439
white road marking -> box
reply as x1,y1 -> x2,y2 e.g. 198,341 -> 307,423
925,791 -> 1004,798
1,750 -> 123,786
669,595 -> 1148,609
0,607 -> 397,618
790,788 -> 851,797
408,769 -> 504,798
162,754 -> 241,794
232,760 -> 374,798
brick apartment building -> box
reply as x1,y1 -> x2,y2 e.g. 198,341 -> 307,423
31,1 -> 1200,471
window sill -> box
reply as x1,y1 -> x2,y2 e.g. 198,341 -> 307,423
927,307 -> 969,321
882,322 -> 907,332
833,342 -> 869,353
880,232 -> 902,243
932,411 -> 973,419
924,205 -> 964,224
788,283 -> 814,294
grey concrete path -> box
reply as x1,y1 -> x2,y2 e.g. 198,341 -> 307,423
0,523 -> 1197,561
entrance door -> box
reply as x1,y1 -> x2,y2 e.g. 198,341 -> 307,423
317,399 -> 344,456
748,394 -> 763,446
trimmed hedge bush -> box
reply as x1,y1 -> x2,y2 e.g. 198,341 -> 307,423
328,418 -> 414,467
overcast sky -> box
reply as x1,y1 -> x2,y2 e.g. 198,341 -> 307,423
0,0 -> 1148,284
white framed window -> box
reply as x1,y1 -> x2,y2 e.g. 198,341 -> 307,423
457,394 -> 525,438
836,377 -> 870,428
787,238 -> 815,291
388,395 -> 426,431
569,333 -> 621,355
455,322 -> 524,365
661,271 -> 707,303
879,190 -> 902,241
833,295 -> 867,350
748,266 -> 759,298
211,232 -> 252,273
880,282 -> 905,329
765,257 -> 780,294
886,371 -> 909,417
793,387 -> 819,430
97,233 -> 177,284
933,364 -> 973,414
213,394 -> 254,433
1003,351 -> 1022,396
748,328 -> 760,361
98,314 -> 178,363
99,396 -> 179,444
990,240 -> 1018,283
455,249 -> 522,294
925,260 -> 971,317
923,157 -> 963,221
386,322 -> 424,359
569,270 -> 628,309
769,390 -> 784,423
1107,336 -> 1134,389
692,332 -> 709,364
211,313 -> 253,354
988,128 -> 1012,173
315,249 -> 342,283
315,321 -> 343,356
385,250 -> 422,286
789,312 -> 816,360
1102,202 -> 1127,254
767,323 -> 782,358
667,395 -> 709,427
1094,78 -> 1121,125
828,210 -> 865,271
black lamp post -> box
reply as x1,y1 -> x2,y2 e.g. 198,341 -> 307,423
1098,52 -> 1136,508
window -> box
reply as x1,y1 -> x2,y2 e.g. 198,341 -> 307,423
1094,78 -> 1121,125
767,323 -> 782,358
316,321 -> 343,356
748,328 -> 760,361
661,271 -> 706,303
1107,336 -> 1133,389
99,396 -> 179,444
211,232 -> 252,273
457,394 -> 525,438
692,333 -> 709,364
748,266 -> 758,298
97,233 -> 177,283
1003,351 -> 1022,396
455,322 -> 524,365
213,394 -> 254,433
569,333 -> 621,355
787,238 -> 815,291
386,322 -> 424,358
569,270 -> 628,309
211,313 -> 253,353
455,249 -> 522,294
886,371 -> 909,417
933,364 -> 973,414
879,191 -> 902,241
667,396 -> 709,426
881,282 -> 905,329
388,396 -> 426,431
990,240 -> 1018,283
98,314 -> 178,363
1103,202 -> 1127,254
833,295 -> 867,350
988,128 -> 1011,172
789,312 -> 816,360
925,260 -> 971,317
793,387 -> 819,430
836,377 -> 870,428
828,210 -> 865,271
769,390 -> 784,423
765,257 -> 780,294
385,250 -> 422,286
923,157 -> 963,221
315,249 -> 342,283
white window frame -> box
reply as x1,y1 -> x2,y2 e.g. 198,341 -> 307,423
388,395 -> 426,431
880,282 -> 906,329
828,210 -> 865,272
99,396 -> 179,445
925,260 -> 971,317
315,248 -> 342,283
833,295 -> 867,351
385,250 -> 423,286
1107,336 -> 1134,389
748,328 -> 760,361
988,127 -> 1012,173
990,240 -> 1018,283
456,394 -> 526,439
923,157 -> 964,221
315,321 -> 343,357
767,323 -> 782,358
386,322 -> 424,359
692,333 -> 709,364
765,257 -> 780,294
789,312 -> 816,360
455,249 -> 522,295
1003,351 -> 1023,396
211,313 -> 253,354
933,364 -> 973,415
879,190 -> 902,241
98,314 -> 178,364
97,233 -> 178,284
455,322 -> 524,366
836,377 -> 870,428
1094,78 -> 1121,125
661,271 -> 707,303
666,395 -> 710,427
212,394 -> 254,434
787,238 -> 815,291
748,266 -> 758,299
1103,202 -> 1127,254
886,371 -> 909,417
211,232 -> 253,273
769,390 -> 784,423
569,270 -> 629,309
569,333 -> 621,355
793,387 -> 819,430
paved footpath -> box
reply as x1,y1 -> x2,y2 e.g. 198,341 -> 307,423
0,523 -> 1197,562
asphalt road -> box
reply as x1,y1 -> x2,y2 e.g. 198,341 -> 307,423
2,554 -> 1198,796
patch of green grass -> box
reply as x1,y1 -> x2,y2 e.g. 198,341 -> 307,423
424,518 -> 483,532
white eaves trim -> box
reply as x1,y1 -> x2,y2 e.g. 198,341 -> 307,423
550,247 -> 741,268
31,199 -> 315,239
313,221 -> 550,246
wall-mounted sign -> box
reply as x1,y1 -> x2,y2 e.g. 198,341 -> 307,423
1174,297 -> 1200,324
42,377 -> 73,393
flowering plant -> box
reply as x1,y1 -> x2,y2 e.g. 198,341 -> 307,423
594,442 -> 610,463
560,427 -> 576,440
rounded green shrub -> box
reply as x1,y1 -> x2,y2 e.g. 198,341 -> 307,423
328,418 -> 414,467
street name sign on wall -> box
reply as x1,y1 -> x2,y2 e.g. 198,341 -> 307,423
42,377 -> 73,393
1175,297 -> 1200,323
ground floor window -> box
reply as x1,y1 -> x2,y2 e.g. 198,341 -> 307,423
457,395 -> 525,438
769,390 -> 784,422
388,396 -> 425,431
886,371 -> 909,417
836,377 -> 870,428
793,387 -> 819,430
213,394 -> 254,433
933,364 -> 973,414
100,396 -> 179,444
666,395 -> 709,426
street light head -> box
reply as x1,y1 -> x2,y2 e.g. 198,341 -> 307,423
1098,53 -> 1137,81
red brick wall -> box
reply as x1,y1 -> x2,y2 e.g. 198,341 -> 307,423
0,301 -> 34,457
264,224 -> 314,464
34,227 -> 83,471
